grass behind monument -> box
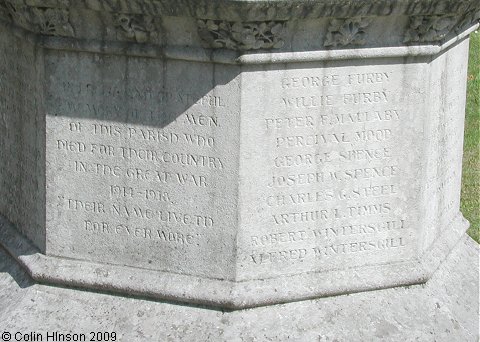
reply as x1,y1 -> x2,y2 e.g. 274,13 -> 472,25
463,31 -> 479,243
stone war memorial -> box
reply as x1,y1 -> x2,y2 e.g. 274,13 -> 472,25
0,0 -> 479,340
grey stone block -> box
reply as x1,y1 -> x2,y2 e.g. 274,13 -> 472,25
0,0 -> 478,309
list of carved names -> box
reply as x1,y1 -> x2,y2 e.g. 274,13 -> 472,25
46,57 -> 422,274
245,65 -> 421,270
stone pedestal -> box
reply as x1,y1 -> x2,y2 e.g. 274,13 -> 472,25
1,236 -> 478,340
0,0 -> 478,314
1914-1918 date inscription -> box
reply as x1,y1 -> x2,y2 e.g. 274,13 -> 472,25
45,53 -> 241,277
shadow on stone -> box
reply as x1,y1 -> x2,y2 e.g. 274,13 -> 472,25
0,246 -> 34,290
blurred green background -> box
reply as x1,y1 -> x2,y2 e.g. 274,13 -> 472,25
463,30 -> 479,243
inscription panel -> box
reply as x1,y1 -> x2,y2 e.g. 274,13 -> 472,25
238,59 -> 428,280
45,51 -> 241,280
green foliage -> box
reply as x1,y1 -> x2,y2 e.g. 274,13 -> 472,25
463,31 -> 480,243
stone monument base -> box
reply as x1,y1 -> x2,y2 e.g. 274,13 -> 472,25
0,235 -> 478,341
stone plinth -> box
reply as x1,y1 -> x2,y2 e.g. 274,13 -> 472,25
0,0 -> 478,309
0,236 -> 478,341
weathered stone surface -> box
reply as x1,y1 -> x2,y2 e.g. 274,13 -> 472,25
0,0 -> 479,50
0,0 -> 478,309
0,24 -> 45,252
44,51 -> 241,280
0,236 -> 478,341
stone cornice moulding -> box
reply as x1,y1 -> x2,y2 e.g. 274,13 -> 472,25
2,16 -> 477,64
2,0 -> 479,20
234,24 -> 479,63
0,0 -> 478,51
